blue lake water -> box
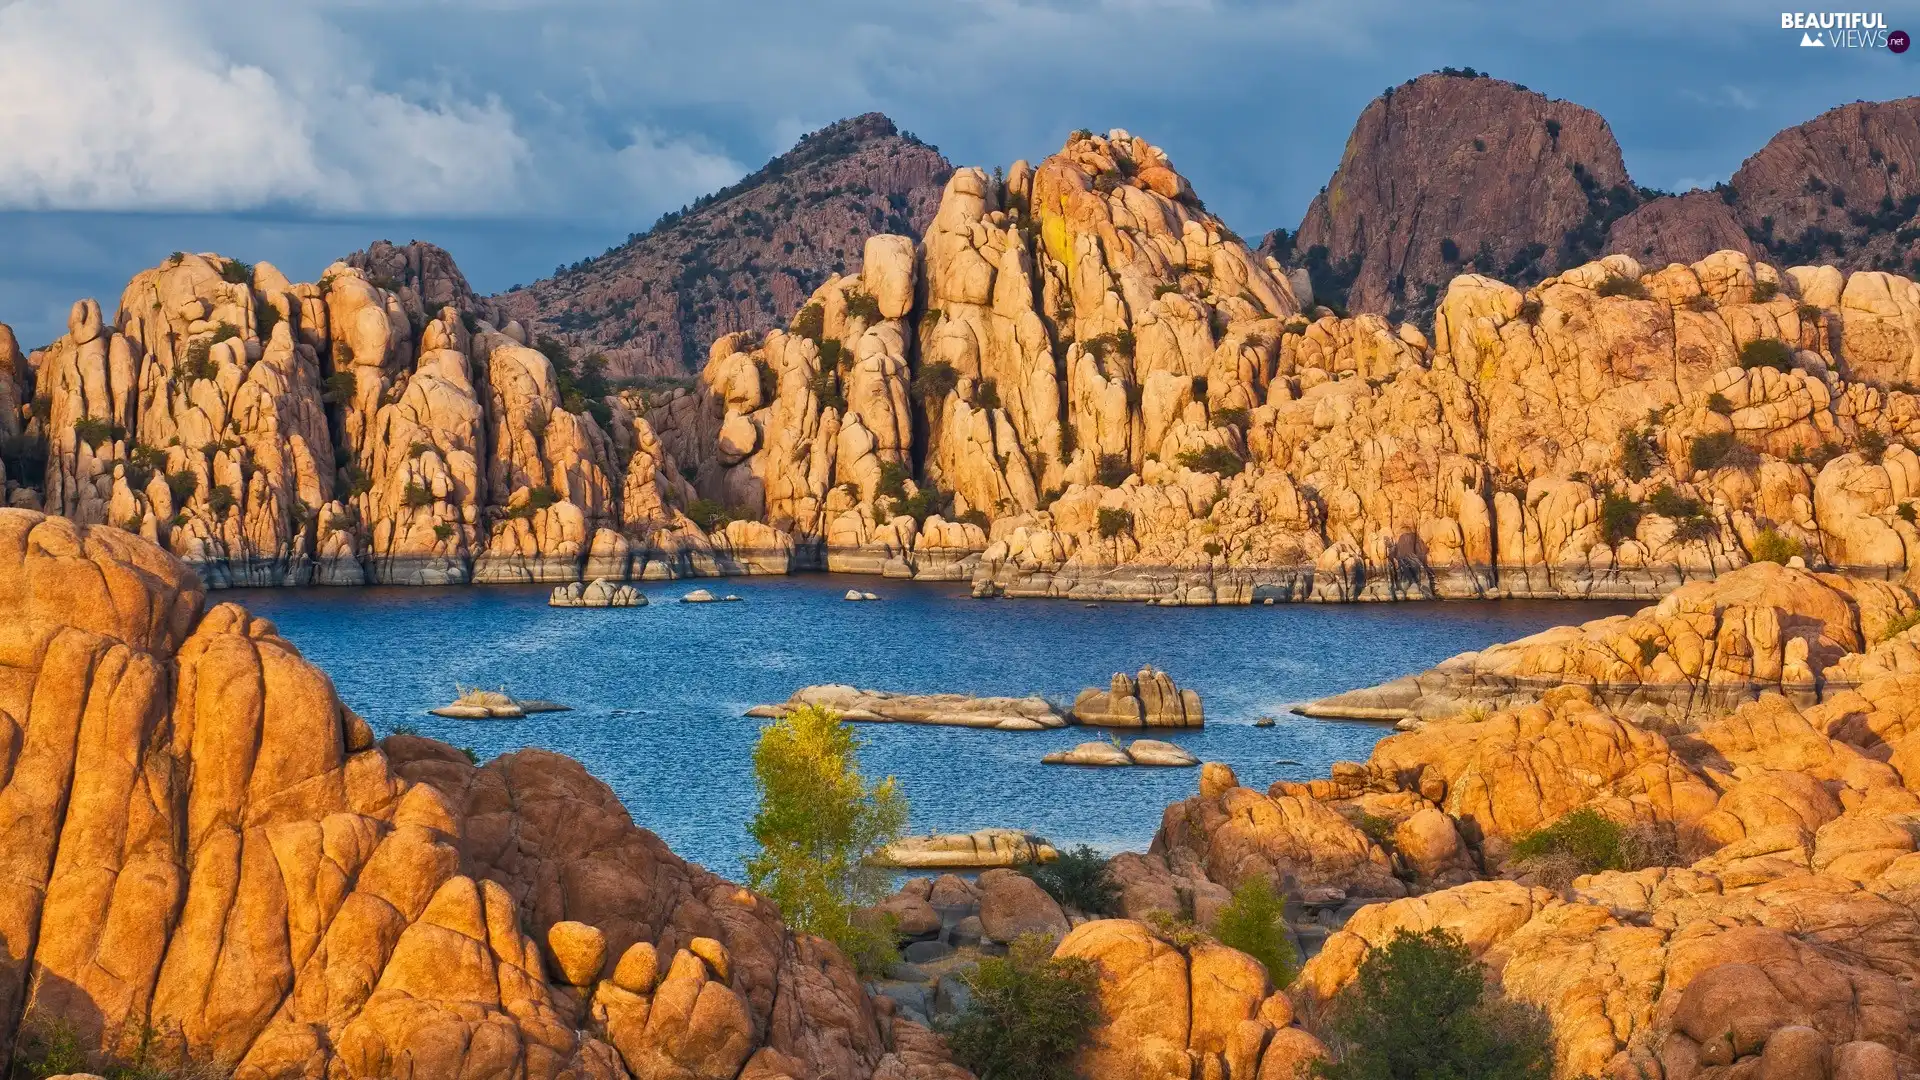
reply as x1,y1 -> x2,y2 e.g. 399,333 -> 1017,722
230,576 -> 1638,879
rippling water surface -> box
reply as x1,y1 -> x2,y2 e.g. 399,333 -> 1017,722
232,577 -> 1637,879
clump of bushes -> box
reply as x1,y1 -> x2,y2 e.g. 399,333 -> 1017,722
403,482 -> 435,508
1595,274 -> 1648,300
1599,490 -> 1643,545
166,470 -> 199,506
1506,807 -> 1677,889
1749,526 -> 1805,565
321,371 -> 356,404
973,377 -> 1002,410
1096,507 -> 1133,539
1858,429 -> 1890,465
1738,339 -> 1795,372
1020,845 -> 1118,915
1618,423 -> 1660,481
1689,431 -> 1754,472
71,417 -> 126,451
1312,928 -> 1553,1080
1177,445 -> 1245,478
945,933 -> 1101,1080
207,485 -> 236,516
1752,280 -> 1779,302
842,289 -> 883,323
505,486 -> 560,520
1095,454 -> 1131,488
807,369 -> 846,412
1705,392 -> 1734,415
686,499 -> 736,532
1211,407 -> 1250,430
911,361 -> 960,401
220,258 -> 253,284
1211,876 -> 1297,984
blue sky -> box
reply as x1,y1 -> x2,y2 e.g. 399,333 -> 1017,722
1,0 -> 1914,348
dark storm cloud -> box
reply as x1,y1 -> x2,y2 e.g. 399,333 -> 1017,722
2,0 -> 1913,345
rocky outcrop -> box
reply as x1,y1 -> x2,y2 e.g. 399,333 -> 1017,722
1054,919 -> 1325,1080
748,685 -> 1068,730
873,830 -> 1059,870
1042,739 -> 1198,767
1299,560 -> 1920,724
495,114 -> 952,378
550,577 -> 646,607
1276,71 -> 1636,323
0,509 -> 961,1080
1071,667 -> 1203,727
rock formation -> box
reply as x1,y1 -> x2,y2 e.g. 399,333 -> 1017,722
874,830 -> 1059,870
1299,560 -> 1920,724
12,119 -> 1920,606
1072,667 -> 1203,727
550,577 -> 646,607
495,114 -> 953,378
0,508 -> 966,1080
749,686 -> 1068,730
1042,738 -> 1199,767
1276,70 -> 1636,323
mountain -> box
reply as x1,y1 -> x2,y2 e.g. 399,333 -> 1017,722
1270,73 -> 1920,325
492,113 -> 952,378
1607,97 -> 1920,273
1265,69 -> 1641,324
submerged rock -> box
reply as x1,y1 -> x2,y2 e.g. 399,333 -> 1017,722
681,588 -> 716,602
750,684 -> 1069,730
549,577 -> 646,607
874,829 -> 1059,869
1072,666 -> 1204,727
843,589 -> 881,601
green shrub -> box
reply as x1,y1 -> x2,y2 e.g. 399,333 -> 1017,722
747,705 -> 906,977
1095,454 -> 1131,487
403,482 -> 435,508
1690,431 -> 1752,472
1509,807 -> 1627,873
1646,485 -> 1703,519
791,301 -> 826,341
1312,928 -> 1552,1080
1096,507 -> 1133,539
1682,294 -> 1717,312
958,508 -> 991,529
459,745 -> 479,765
807,369 -> 846,412
1517,298 -> 1543,323
1177,445 -> 1245,478
1599,491 -> 1642,545
11,1017 -> 89,1078
1859,429 -> 1890,465
1211,407 -> 1250,430
124,445 -> 166,492
408,440 -> 433,459
974,377 -> 1001,410
166,470 -> 199,506
1753,280 -> 1779,302
1619,424 -> 1660,481
1706,392 -> 1734,415
1900,501 -> 1917,524
756,360 -> 778,404
686,498 -> 736,532
322,371 -> 356,404
1020,844 -> 1118,915
1595,275 -> 1648,299
877,460 -> 911,501
220,258 -> 253,284
207,485 -> 236,516
71,417 -> 125,450
1344,811 -> 1395,848
210,321 -> 240,344
1750,526 -> 1804,565
843,289 -> 883,323
1739,339 -> 1795,372
1881,609 -> 1920,641
911,361 -> 961,401
945,933 -> 1101,1080
1211,876 -> 1298,984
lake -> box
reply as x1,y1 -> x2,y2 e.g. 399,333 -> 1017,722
231,576 -> 1638,879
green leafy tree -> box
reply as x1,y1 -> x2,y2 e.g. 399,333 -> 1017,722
945,933 -> 1102,1080
1314,928 -> 1552,1080
747,705 -> 907,974
1211,876 -> 1298,984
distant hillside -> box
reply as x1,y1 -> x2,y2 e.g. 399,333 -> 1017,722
492,113 -> 953,378
1267,72 -> 1920,325
1265,69 -> 1640,324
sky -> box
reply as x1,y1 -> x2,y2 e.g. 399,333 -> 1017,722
1,0 -> 1915,348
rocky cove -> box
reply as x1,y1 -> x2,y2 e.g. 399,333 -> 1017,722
228,570 -> 1622,878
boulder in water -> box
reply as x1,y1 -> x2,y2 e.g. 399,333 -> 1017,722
429,687 -> 572,719
1043,738 -> 1198,766
550,578 -> 646,607
1072,666 -> 1204,727
681,589 -> 717,603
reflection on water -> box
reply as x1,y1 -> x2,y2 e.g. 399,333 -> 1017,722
234,577 -> 1639,879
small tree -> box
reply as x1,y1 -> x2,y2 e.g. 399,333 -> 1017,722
1313,928 -> 1552,1080
1211,876 -> 1298,984
747,705 -> 907,975
945,933 -> 1101,1080
1097,507 -> 1134,539
1021,845 -> 1118,915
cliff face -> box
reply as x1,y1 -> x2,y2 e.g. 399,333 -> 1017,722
10,127 -> 1920,603
1608,98 -> 1920,273
1272,71 -> 1636,324
493,114 -> 953,378
0,508 -> 966,1080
